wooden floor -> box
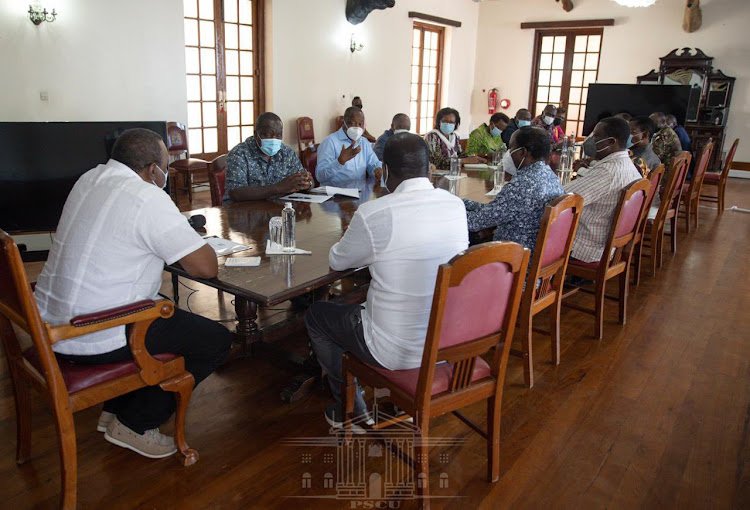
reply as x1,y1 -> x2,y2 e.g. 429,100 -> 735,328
2,180 -> 749,509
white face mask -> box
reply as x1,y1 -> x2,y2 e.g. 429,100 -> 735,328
152,165 -> 168,189
543,115 -> 555,126
393,129 -> 409,134
344,122 -> 364,142
503,147 -> 525,176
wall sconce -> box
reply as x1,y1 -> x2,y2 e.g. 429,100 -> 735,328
350,34 -> 364,53
28,4 -> 57,25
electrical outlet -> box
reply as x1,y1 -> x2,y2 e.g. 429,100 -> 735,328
40,90 -> 49,102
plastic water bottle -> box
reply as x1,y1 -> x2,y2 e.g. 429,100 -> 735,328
282,202 -> 295,252
560,136 -> 569,171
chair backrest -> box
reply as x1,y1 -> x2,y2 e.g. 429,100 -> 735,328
208,154 -> 227,207
297,117 -> 315,152
719,138 -> 739,181
687,139 -> 714,200
600,178 -> 651,269
644,164 -> 664,213
303,148 -> 319,187
526,193 -> 584,303
334,116 -> 344,132
416,242 -> 529,403
652,157 -> 687,229
459,138 -> 468,153
166,122 -> 189,155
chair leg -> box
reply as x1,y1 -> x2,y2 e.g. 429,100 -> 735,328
160,372 -> 199,467
415,414 -> 430,510
550,297 -> 562,366
186,171 -> 193,203
670,217 -> 678,254
594,278 -> 606,340
342,369 -> 356,442
718,183 -> 725,214
487,396 -> 502,483
693,197 -> 700,229
172,273 -> 180,305
618,270 -> 629,325
520,313 -> 533,388
632,242 -> 642,286
53,407 -> 78,510
12,371 -> 32,464
685,200 -> 692,233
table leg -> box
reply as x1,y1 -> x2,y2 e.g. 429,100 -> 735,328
234,297 -> 260,356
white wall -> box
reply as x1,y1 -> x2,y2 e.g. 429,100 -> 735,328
472,0 -> 750,162
0,0 -> 187,124
269,0 -> 480,146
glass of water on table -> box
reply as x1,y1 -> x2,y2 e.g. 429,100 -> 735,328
269,216 -> 283,250
490,151 -> 504,193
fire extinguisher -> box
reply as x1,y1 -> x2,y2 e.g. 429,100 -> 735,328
488,88 -> 498,114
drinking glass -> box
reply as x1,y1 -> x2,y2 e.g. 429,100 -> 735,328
449,156 -> 461,180
492,151 -> 502,167
493,166 -> 504,192
268,216 -> 283,250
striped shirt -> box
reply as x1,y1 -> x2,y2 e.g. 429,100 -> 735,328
564,151 -> 642,262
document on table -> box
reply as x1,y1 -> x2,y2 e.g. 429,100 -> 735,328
309,186 -> 360,199
204,236 -> 251,256
280,193 -> 332,203
224,257 -> 261,267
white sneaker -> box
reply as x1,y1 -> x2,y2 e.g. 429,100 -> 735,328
104,416 -> 177,459
97,411 -> 115,432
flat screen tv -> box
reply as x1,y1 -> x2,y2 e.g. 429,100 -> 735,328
582,84 -> 691,136
0,121 -> 168,233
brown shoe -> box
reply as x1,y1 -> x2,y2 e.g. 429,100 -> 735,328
104,416 -> 177,459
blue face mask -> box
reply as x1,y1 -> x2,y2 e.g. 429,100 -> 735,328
258,137 -> 282,156
490,126 -> 502,137
626,134 -> 634,149
440,122 -> 455,135
517,120 -> 531,128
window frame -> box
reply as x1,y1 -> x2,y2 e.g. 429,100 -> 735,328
410,21 -> 445,135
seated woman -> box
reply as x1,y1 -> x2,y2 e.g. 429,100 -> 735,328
424,107 -> 484,170
466,112 -> 509,157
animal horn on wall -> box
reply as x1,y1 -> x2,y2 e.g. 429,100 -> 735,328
556,0 -> 574,12
683,0 -> 702,33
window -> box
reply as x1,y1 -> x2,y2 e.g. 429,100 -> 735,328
529,28 -> 603,138
409,22 -> 444,135
183,0 -> 265,159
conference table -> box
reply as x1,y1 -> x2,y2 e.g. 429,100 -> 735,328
167,173 -> 494,401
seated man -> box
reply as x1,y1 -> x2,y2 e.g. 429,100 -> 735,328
531,104 -> 557,142
564,117 -> 642,263
629,116 -> 661,175
467,112 -> 509,156
666,113 -> 692,152
501,108 -> 532,147
34,128 -> 232,458
373,113 -> 410,161
649,112 -> 682,172
464,127 -> 563,258
305,133 -> 468,427
224,112 -> 312,203
316,106 -> 383,186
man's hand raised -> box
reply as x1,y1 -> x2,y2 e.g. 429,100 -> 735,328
337,141 -> 361,165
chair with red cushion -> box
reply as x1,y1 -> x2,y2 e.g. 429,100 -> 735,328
562,178 -> 651,340
167,121 -> 208,204
661,151 -> 692,255
342,242 -> 529,508
680,139 -> 713,233
208,154 -> 227,207
700,138 -> 738,214
301,145 -> 320,187
511,193 -> 583,388
630,163 -> 664,286
0,230 -> 198,509
296,117 -> 315,154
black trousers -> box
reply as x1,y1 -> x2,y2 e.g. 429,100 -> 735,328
59,308 -> 232,434
304,302 -> 384,415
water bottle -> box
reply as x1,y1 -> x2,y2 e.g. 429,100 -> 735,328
282,202 -> 295,252
559,136 -> 569,171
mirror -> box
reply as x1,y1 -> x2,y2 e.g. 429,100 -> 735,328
663,70 -> 703,122
707,81 -> 730,107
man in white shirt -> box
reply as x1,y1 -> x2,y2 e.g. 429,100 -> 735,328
34,129 -> 232,459
304,133 -> 469,428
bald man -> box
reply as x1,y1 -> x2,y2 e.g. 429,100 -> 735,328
224,112 -> 312,202
373,113 -> 411,160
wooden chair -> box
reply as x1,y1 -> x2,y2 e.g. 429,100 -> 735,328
680,140 -> 713,233
301,145 -> 320,187
208,154 -> 227,207
700,138 -> 739,214
459,138 -> 468,153
661,151 -> 692,255
342,242 -> 530,509
0,230 -> 198,509
167,121 -> 208,204
562,178 -> 651,340
296,116 -> 315,154
334,115 -> 344,133
512,193 -> 583,388
640,155 -> 690,276
630,163 -> 665,286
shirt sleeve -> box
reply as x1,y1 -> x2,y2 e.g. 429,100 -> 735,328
565,171 -> 609,206
315,136 -> 343,185
225,147 -> 249,194
466,184 -> 513,232
136,192 -> 206,265
329,211 -> 375,270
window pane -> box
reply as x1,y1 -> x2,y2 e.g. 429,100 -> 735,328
588,35 -> 601,52
189,128 -> 203,153
429,50 -> 437,67
430,32 -> 438,48
579,106 -> 586,122
550,70 -> 563,86
203,127 -> 218,153
202,102 -> 217,127
226,50 -> 239,75
225,23 -> 238,49
581,87 -> 589,104
574,36 -> 587,52
429,67 -> 437,83
538,70 -> 550,86
201,76 -> 216,101
412,29 -> 420,47
554,36 -> 566,53
187,103 -> 202,128
226,77 -> 239,100
541,36 -> 554,53
241,125 -> 254,140
568,87 -> 582,104
410,84 -> 418,100
422,66 -> 430,84
198,0 -> 213,20
571,70 -> 583,87
186,75 -> 200,101
411,66 -> 419,83
412,47 -> 421,65
567,104 -> 580,120
240,51 -> 253,75
240,77 -> 254,100
427,84 -> 436,102
539,54 -> 552,69
552,53 -> 565,70
572,53 -> 585,70
584,71 -> 597,85
240,101 -> 253,124
239,0 -> 252,24
535,103 -> 545,117
239,25 -> 253,50
409,101 -> 418,119
183,0 -> 197,18
199,20 -> 214,47
537,87 -> 549,102
225,0 -> 238,23
227,126 -> 241,149
549,87 -> 561,104
185,47 -> 199,73
585,53 -> 599,70
227,101 -> 240,126
200,48 -> 215,74
184,19 -> 198,46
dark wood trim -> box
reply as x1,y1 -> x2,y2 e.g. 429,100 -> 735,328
521,19 -> 614,30
731,161 -> 750,172
408,11 -> 461,28
254,0 -> 266,115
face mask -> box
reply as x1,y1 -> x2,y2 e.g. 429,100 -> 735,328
393,129 -> 409,135
595,136 -> 615,154
543,115 -> 555,126
490,126 -> 502,137
440,122 -> 455,135
630,132 -> 644,146
582,136 -> 596,158
517,120 -> 531,128
503,147 -> 524,175
553,118 -> 563,126
258,137 -> 282,156
151,165 -> 168,189
344,122 -> 364,142
625,134 -> 634,149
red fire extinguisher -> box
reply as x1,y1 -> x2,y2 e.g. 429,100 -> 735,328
488,88 -> 498,114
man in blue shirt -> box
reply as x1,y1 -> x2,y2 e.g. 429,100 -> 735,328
373,113 -> 411,160
463,127 -> 564,259
316,107 -> 383,186
666,114 -> 692,152
224,112 -> 312,203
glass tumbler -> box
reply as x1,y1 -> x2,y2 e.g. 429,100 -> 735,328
269,216 -> 283,250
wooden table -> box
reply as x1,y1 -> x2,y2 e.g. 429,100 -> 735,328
166,175 -> 493,401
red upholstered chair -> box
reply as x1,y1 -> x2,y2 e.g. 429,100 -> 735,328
0,230 -> 198,509
700,138 -> 739,214
208,154 -> 227,207
562,178 -> 651,340
661,151 -> 692,255
630,163 -> 664,286
301,145 -> 320,187
680,140 -> 713,233
342,242 -> 529,508
167,122 -> 208,204
296,116 -> 315,154
512,193 -> 583,388
334,115 -> 344,132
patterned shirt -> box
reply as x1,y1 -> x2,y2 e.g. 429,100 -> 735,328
425,130 -> 465,170
224,136 -> 304,203
631,144 -> 661,174
564,150 -> 642,262
651,127 -> 682,172
466,124 -> 506,156
464,161 -> 564,257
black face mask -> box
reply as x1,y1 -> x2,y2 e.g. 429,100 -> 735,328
553,118 -> 563,126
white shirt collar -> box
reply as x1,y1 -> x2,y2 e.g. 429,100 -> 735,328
393,177 -> 433,193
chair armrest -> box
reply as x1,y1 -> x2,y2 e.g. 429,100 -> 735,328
70,299 -> 156,327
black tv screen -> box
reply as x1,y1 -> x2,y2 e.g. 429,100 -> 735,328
0,121 -> 168,233
582,84 -> 690,136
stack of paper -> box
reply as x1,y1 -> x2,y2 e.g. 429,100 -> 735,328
204,236 -> 251,256
309,186 -> 360,199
